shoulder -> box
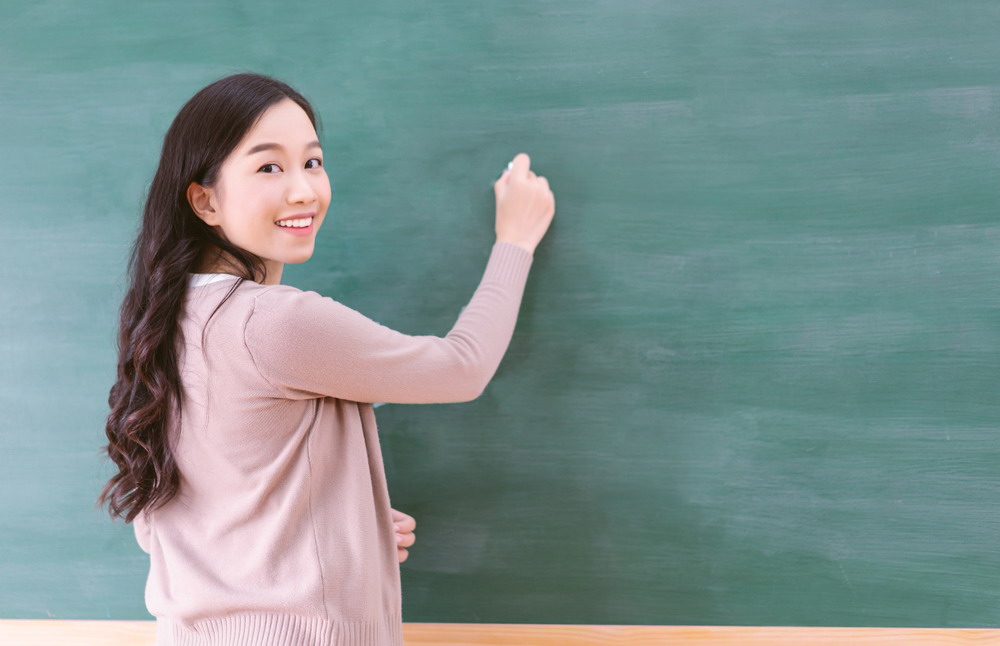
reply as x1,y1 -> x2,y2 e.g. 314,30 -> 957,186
243,282 -> 355,335
247,282 -> 330,314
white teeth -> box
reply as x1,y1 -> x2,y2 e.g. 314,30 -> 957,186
276,217 -> 313,228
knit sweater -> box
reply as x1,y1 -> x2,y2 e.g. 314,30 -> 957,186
130,241 -> 534,646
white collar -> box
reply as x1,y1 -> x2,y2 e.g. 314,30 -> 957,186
188,273 -> 241,288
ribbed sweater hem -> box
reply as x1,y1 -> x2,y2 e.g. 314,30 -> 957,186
157,610 -> 402,646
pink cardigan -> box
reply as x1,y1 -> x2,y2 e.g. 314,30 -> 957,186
131,242 -> 534,645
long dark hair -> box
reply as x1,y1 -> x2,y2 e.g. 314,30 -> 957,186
98,72 -> 319,523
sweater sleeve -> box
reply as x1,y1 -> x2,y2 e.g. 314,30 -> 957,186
243,241 -> 534,404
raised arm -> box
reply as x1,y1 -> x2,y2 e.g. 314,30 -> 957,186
244,153 -> 554,404
244,242 -> 533,403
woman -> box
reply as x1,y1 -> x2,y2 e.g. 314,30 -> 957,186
98,72 -> 554,645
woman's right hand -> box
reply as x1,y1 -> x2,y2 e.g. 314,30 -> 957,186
493,153 -> 555,255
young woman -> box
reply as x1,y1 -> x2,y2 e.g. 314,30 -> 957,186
98,72 -> 554,645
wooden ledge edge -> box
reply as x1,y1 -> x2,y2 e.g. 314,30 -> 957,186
1,620 -> 998,645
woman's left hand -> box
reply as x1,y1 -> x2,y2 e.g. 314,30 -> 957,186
391,508 -> 416,563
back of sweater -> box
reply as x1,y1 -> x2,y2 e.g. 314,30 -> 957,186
131,242 -> 533,646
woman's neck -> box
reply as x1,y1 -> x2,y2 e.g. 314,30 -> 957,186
195,250 -> 283,285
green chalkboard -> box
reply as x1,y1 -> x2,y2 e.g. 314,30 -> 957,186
2,0 -> 1000,628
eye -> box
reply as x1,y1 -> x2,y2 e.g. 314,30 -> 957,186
306,158 -> 323,169
258,163 -> 280,174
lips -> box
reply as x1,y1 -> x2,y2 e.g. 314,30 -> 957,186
275,213 -> 316,236
275,211 -> 316,224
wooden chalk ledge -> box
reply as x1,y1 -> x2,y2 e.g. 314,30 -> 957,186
0,620 -> 999,645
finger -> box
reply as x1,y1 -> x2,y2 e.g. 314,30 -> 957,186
494,169 -> 510,193
392,510 -> 416,533
390,507 -> 413,525
510,153 -> 531,180
397,548 -> 409,563
395,531 -> 416,548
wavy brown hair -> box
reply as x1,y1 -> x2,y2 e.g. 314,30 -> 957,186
98,72 -> 319,523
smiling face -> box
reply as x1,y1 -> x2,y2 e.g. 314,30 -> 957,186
187,97 -> 331,284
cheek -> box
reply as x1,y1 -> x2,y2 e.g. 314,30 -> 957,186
222,183 -> 276,236
243,183 -> 285,227
316,175 -> 333,206
249,179 -> 281,202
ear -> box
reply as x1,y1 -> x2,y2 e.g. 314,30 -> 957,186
187,182 -> 221,226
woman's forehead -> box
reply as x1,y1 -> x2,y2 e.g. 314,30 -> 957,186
239,99 -> 318,153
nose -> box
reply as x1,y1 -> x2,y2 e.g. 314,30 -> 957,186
286,168 -> 318,205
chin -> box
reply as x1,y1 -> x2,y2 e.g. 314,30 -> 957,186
284,250 -> 315,265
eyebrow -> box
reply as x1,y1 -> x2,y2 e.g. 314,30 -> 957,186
246,140 -> 322,156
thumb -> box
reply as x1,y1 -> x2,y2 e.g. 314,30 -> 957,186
494,168 -> 511,199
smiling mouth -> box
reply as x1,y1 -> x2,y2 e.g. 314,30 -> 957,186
275,216 -> 314,229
